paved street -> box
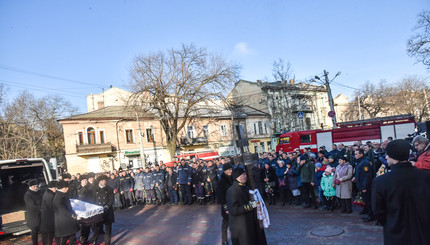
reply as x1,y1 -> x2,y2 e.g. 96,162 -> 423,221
1,202 -> 383,245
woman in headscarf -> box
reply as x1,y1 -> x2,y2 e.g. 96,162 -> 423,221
333,156 -> 353,213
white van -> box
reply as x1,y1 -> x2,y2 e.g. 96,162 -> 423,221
0,159 -> 53,236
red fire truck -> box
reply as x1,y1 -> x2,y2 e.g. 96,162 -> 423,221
276,114 -> 416,153
164,151 -> 220,167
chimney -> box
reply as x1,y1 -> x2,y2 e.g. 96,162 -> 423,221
289,79 -> 295,85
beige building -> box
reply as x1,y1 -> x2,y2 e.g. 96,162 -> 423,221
87,87 -> 132,112
230,80 -> 333,136
333,94 -> 350,122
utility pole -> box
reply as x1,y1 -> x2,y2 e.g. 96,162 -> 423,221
322,70 -> 338,128
136,113 -> 146,168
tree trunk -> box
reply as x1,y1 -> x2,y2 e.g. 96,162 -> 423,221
166,138 -> 177,161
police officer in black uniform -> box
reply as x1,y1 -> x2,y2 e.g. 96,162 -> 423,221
92,175 -> 115,245
153,164 -> 166,204
353,148 -> 374,222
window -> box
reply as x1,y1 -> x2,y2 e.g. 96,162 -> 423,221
78,132 -> 83,145
187,125 -> 195,138
279,137 -> 290,145
99,131 -> 105,144
220,124 -> 228,136
258,121 -> 264,135
87,127 -> 96,144
254,123 -> 257,135
203,125 -> 209,138
126,129 -> 134,143
146,128 -> 154,142
300,134 -> 311,143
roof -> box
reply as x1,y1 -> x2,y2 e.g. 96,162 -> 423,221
59,106 -> 157,121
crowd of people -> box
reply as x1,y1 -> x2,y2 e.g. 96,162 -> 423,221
23,135 -> 430,245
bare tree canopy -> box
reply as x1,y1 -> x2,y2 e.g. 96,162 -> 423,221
272,58 -> 294,82
128,44 -> 240,158
0,91 -> 78,160
407,10 -> 430,69
345,76 -> 429,122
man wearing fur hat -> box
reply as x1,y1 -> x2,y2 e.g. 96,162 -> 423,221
226,167 -> 267,245
92,175 -> 115,245
40,180 -> 58,245
24,179 -> 42,245
372,139 -> 430,245
62,173 -> 78,199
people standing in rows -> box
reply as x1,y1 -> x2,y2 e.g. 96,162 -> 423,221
53,180 -> 80,245
119,170 -> 134,207
191,161 -> 206,205
40,180 -> 57,245
216,163 -> 233,245
24,179 -> 42,245
333,156 -> 353,213
143,167 -> 156,205
133,168 -> 145,205
372,139 -> 430,244
165,167 -> 178,205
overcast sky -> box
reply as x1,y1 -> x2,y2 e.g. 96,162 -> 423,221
1,0 -> 429,113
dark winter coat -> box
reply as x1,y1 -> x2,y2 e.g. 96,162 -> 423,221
285,166 -> 299,190
372,162 -> 430,245
152,170 -> 165,188
191,166 -> 205,185
67,181 -> 78,199
107,177 -> 120,192
40,189 -> 55,233
177,164 -> 192,184
297,159 -> 315,183
53,191 -> 79,238
355,157 -> 373,190
165,172 -> 178,189
216,173 -> 233,217
260,167 -> 276,185
77,185 -> 93,203
94,185 -> 115,224
142,172 -> 154,190
226,181 -> 267,245
24,189 -> 42,229
119,174 -> 134,191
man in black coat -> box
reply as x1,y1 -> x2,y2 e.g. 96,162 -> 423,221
62,173 -> 77,199
24,179 -> 42,245
40,180 -> 57,245
226,168 -> 267,245
92,175 -> 115,245
353,148 -> 374,222
53,180 -> 80,245
372,139 -> 430,245
77,175 -> 93,244
216,163 -> 233,245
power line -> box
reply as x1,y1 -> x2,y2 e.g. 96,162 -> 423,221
332,81 -> 359,91
0,64 -> 103,88
0,79 -> 84,99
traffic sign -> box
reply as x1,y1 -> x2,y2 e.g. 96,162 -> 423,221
298,112 -> 304,119
328,111 -> 336,118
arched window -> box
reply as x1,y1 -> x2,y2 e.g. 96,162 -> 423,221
87,127 -> 96,144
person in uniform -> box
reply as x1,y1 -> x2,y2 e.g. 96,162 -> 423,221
92,175 -> 115,245
165,167 -> 178,205
177,159 -> 192,205
76,175 -> 93,244
53,180 -> 80,245
191,161 -> 206,205
204,160 -> 218,204
372,139 -> 430,244
24,179 -> 42,245
40,180 -> 57,245
353,148 -> 374,222
153,164 -> 166,205
226,168 -> 267,245
133,168 -> 145,204
143,167 -> 156,204
216,163 -> 233,245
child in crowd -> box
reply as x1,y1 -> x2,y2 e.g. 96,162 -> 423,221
320,166 -> 336,211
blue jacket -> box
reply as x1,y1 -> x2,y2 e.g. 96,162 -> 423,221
275,165 -> 287,181
315,170 -> 324,187
355,157 -> 373,190
134,172 -> 144,190
177,164 -> 192,184
119,174 -> 134,191
152,170 -> 165,187
217,164 -> 223,179
142,171 -> 154,190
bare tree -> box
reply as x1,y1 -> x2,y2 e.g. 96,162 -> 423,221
128,44 -> 240,158
272,58 -> 294,82
346,81 -> 390,119
407,10 -> 430,69
0,91 -> 77,160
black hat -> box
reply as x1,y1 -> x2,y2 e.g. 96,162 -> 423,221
80,175 -> 88,181
339,156 -> 348,162
28,179 -> 39,187
62,173 -> 71,179
231,167 -> 245,180
48,180 -> 58,188
57,180 -> 69,189
155,164 -> 159,167
87,172 -> 96,178
386,139 -> 411,161
222,163 -> 233,171
96,175 -> 109,182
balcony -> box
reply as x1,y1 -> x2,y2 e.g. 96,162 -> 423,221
180,137 -> 208,146
76,143 -> 113,156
